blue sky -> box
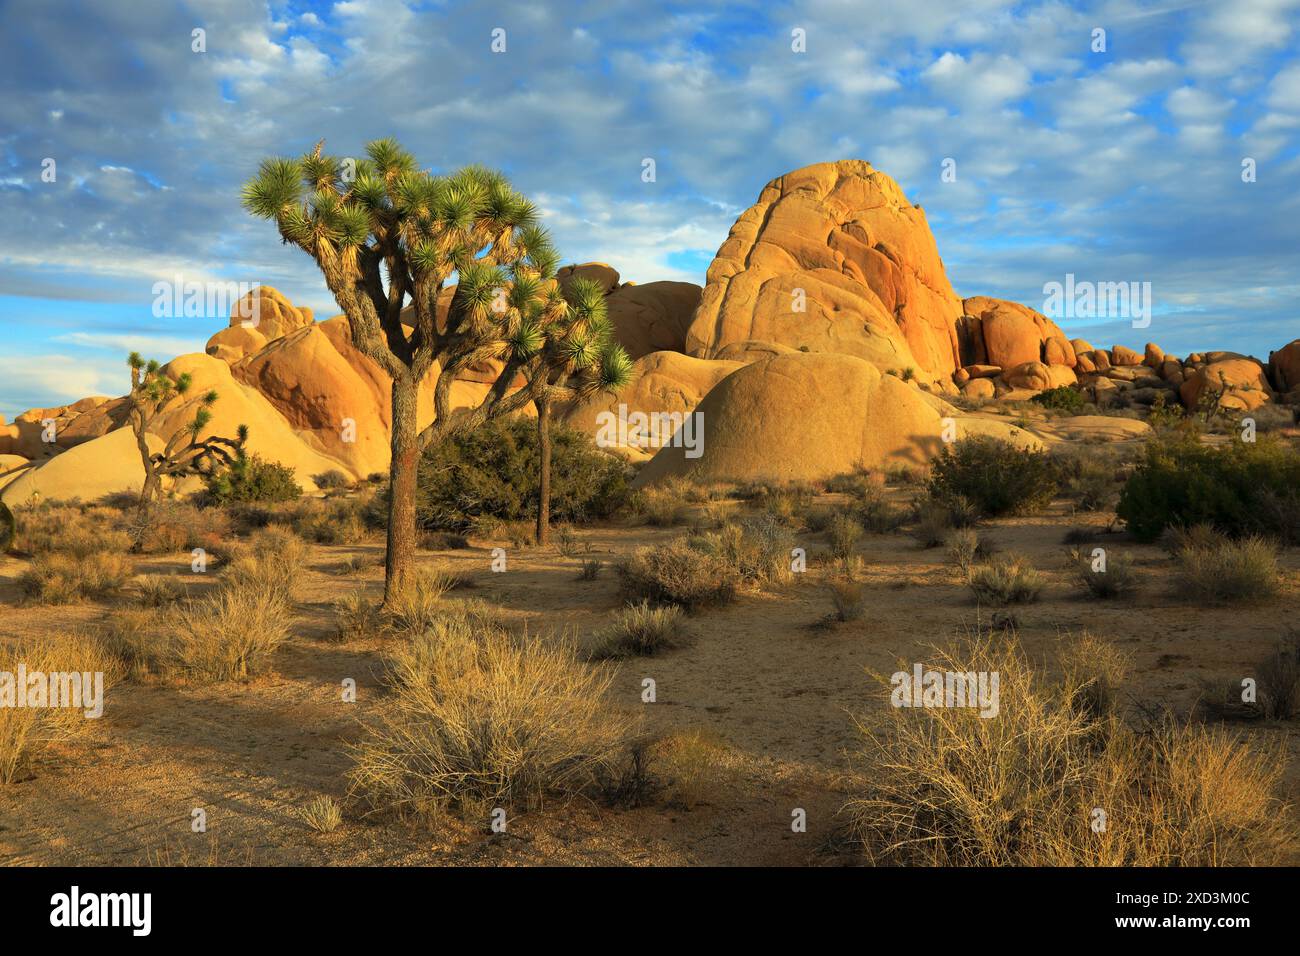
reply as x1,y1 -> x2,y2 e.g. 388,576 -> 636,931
1,0 -> 1298,420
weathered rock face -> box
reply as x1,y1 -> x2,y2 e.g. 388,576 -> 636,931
683,160 -> 963,379
1179,358 -> 1274,411
1,426 -> 164,506
634,352 -> 1039,486
1269,339 -> 1300,393
960,297 -> 1076,370
562,351 -> 743,462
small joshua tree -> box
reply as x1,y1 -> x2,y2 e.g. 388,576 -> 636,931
126,352 -> 246,504
243,137 -> 590,600
526,276 -> 633,545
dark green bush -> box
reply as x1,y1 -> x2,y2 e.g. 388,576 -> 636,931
927,437 -> 1058,517
1116,436 -> 1300,543
409,418 -> 632,533
203,453 -> 302,505
1031,385 -> 1087,413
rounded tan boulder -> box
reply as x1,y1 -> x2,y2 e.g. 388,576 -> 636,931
1111,345 -> 1143,366
556,262 -> 621,295
962,296 -> 1075,370
206,324 -> 269,365
1004,361 -> 1052,391
1268,339 -> 1300,392
635,352 -> 1038,486
1143,343 -> 1165,369
1070,338 -> 1094,354
1179,358 -> 1274,411
1,426 -> 165,506
226,285 -> 313,342
961,377 -> 996,401
684,160 -> 963,378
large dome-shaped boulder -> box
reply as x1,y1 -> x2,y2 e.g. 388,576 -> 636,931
634,352 -> 1039,486
683,160 -> 963,379
1,426 -> 164,506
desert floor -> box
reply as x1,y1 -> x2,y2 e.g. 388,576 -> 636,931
2,481 -> 1298,866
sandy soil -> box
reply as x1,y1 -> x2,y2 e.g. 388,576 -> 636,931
2,488 -> 1298,867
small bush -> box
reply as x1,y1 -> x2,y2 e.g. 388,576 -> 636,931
383,569 -> 455,637
223,527 -> 307,602
578,558 -> 602,581
347,617 -> 640,819
421,530 -> 470,551
826,512 -> 863,565
312,470 -> 351,491
944,527 -> 993,573
588,601 -> 687,659
928,437 -> 1058,517
135,574 -> 185,608
1201,632 -> 1300,721
639,486 -> 688,527
298,795 -> 343,833
911,494 -> 977,548
1031,385 -> 1087,413
688,514 -> 793,585
968,554 -> 1042,605
650,729 -> 728,809
827,577 -> 867,622
167,582 -> 294,682
1117,435 -> 1300,543
291,499 -> 368,545
333,593 -> 383,643
619,541 -> 738,610
1173,534 -> 1280,604
203,453 -> 302,505
19,551 -> 133,604
1071,548 -> 1139,599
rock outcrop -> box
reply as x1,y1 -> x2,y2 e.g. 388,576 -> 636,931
683,160 -> 963,381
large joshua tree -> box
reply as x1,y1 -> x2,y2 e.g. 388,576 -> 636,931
126,352 -> 247,504
525,276 -> 633,544
242,138 -> 619,600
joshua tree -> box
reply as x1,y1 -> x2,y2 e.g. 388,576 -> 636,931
242,137 -> 586,601
126,353 -> 247,504
524,276 -> 632,544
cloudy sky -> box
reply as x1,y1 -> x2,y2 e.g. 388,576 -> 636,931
1,0 -> 1298,419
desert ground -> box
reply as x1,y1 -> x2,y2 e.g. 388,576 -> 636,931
3,412 -> 1298,867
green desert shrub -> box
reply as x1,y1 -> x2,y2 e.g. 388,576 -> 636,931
619,540 -> 738,610
312,469 -> 351,491
1116,435 -> 1300,543
688,514 -> 793,585
203,452 -> 302,505
410,418 -> 631,533
928,437 -> 1058,517
968,554 -> 1043,605
1031,385 -> 1087,414
347,615 -> 640,819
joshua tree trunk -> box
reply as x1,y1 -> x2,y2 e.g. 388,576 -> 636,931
535,397 -> 553,545
385,373 -> 421,603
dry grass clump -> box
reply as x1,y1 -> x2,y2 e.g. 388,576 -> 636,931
1201,631 -> 1300,721
0,631 -> 120,784
12,503 -> 132,557
843,632 -> 1295,865
382,568 -> 456,637
297,795 -> 343,833
347,613 -> 640,820
134,574 -> 185,607
587,601 -> 687,660
222,526 -> 308,601
825,512 -> 863,568
332,592 -> 384,643
127,500 -> 231,556
688,514 -> 794,586
282,498 -> 369,545
910,494 -> 977,548
826,577 -> 867,622
967,554 -> 1043,605
166,582 -> 293,682
18,551 -> 133,604
619,540 -> 739,611
944,527 -> 995,574
750,481 -> 814,526
1071,547 -> 1139,599
1173,531 -> 1280,603
636,484 -> 689,527
577,558 -> 602,581
649,728 -> 729,809
852,487 -> 908,534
